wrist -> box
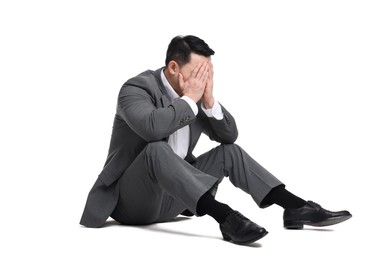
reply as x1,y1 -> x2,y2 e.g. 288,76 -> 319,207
203,97 -> 214,109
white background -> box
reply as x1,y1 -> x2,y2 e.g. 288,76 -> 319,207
1,0 -> 389,259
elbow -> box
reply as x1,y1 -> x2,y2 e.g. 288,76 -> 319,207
231,130 -> 239,143
221,129 -> 239,144
228,130 -> 239,144
141,130 -> 167,142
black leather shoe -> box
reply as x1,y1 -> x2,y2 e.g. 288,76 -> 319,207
283,201 -> 352,229
220,211 -> 268,245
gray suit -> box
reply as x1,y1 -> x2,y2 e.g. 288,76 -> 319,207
80,68 -> 283,228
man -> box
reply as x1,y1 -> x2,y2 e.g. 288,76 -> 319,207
80,35 -> 352,245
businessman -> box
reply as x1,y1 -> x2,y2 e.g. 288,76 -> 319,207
80,35 -> 351,245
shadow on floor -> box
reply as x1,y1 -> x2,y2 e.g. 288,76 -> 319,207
101,217 -> 263,248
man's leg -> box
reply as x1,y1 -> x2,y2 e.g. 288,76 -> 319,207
193,143 -> 351,229
111,141 -> 218,225
193,143 -> 284,208
262,185 -> 306,209
111,141 -> 267,245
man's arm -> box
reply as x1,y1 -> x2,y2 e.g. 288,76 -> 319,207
201,103 -> 238,144
201,61 -> 238,144
117,84 -> 196,142
117,63 -> 209,142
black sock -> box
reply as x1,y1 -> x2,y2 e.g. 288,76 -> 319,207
263,185 -> 306,209
196,192 -> 234,224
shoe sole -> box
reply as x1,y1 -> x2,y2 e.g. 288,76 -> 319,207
222,230 -> 269,245
284,214 -> 352,229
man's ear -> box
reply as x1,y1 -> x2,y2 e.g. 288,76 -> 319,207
167,60 -> 179,75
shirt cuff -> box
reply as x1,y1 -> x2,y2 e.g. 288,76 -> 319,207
181,96 -> 198,115
201,100 -> 224,120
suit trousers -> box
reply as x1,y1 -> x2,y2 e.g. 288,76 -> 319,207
110,142 -> 283,225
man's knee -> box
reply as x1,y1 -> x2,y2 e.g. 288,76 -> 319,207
144,141 -> 172,156
220,143 -> 247,162
221,143 -> 242,153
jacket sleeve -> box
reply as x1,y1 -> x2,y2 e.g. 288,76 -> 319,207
117,85 -> 196,142
201,104 -> 238,144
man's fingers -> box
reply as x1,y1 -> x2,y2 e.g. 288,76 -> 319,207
195,62 -> 209,78
205,68 -> 210,83
199,63 -> 209,81
191,63 -> 202,78
208,61 -> 214,78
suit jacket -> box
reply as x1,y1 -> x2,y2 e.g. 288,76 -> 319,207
80,68 -> 238,228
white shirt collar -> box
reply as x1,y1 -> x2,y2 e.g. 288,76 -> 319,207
161,69 -> 180,102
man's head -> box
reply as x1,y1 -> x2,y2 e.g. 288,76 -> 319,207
165,35 -> 215,67
164,35 -> 214,93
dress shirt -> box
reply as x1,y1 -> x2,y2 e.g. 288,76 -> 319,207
160,69 -> 224,159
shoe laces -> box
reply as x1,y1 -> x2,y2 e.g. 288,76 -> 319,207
231,211 -> 249,221
307,201 -> 336,214
307,201 -> 321,208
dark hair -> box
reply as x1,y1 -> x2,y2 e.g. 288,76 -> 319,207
165,35 -> 215,66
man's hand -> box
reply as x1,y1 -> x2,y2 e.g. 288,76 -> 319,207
202,61 -> 214,109
179,62 -> 209,103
